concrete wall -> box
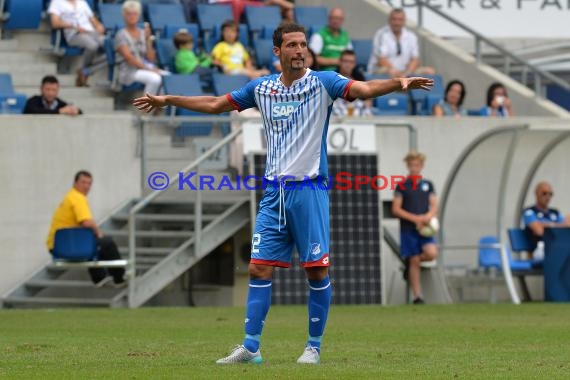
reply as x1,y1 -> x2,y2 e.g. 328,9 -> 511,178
0,115 -> 141,295
297,0 -> 569,117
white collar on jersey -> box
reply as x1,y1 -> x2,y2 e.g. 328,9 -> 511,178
278,68 -> 311,88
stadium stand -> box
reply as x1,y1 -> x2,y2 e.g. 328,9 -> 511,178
212,72 -> 248,96
252,38 -> 274,71
0,73 -> 29,114
196,4 -> 233,37
147,3 -> 191,37
0,0 -> 43,33
155,38 -> 178,72
409,74 -> 444,115
104,37 -> 145,93
163,73 -> 215,136
98,3 -> 126,34
244,5 -> 281,40
294,5 -> 327,32
351,39 -> 372,73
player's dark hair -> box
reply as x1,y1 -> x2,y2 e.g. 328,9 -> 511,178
74,170 -> 92,183
486,82 -> 507,107
445,79 -> 466,107
273,22 -> 306,48
41,75 -> 59,86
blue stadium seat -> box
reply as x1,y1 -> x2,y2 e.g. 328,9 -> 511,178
204,23 -> 249,53
163,23 -> 200,40
155,38 -> 177,72
52,228 -> 98,261
423,93 -> 444,116
295,6 -> 328,31
244,5 -> 280,39
351,39 -> 372,72
99,4 -> 125,33
104,38 -> 145,92
163,74 -> 214,136
0,73 -> 27,114
261,25 -> 276,40
479,235 -> 533,271
508,228 -> 541,267
467,109 -> 482,116
409,74 -> 444,115
212,72 -> 248,96
147,4 -> 188,35
2,0 -> 43,30
196,4 -> 233,36
253,39 -> 275,70
373,93 -> 409,116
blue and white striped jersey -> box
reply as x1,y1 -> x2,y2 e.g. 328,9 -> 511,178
227,69 -> 354,180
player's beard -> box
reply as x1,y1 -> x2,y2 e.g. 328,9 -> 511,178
290,58 -> 305,70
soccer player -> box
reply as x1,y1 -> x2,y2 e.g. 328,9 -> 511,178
133,23 -> 433,365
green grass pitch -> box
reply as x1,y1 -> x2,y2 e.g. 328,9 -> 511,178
1,304 -> 570,379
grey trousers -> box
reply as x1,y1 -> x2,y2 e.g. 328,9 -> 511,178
67,31 -> 105,70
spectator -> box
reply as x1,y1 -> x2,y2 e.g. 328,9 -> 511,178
23,76 -> 82,115
392,151 -> 438,305
333,50 -> 373,117
432,80 -> 466,117
480,82 -> 514,117
367,8 -> 435,77
115,1 -> 170,95
523,181 -> 570,258
211,20 -> 269,79
48,0 -> 106,87
309,7 -> 353,71
173,30 -> 212,74
46,171 -> 126,287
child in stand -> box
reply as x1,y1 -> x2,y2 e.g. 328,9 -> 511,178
174,30 -> 212,75
211,20 -> 269,79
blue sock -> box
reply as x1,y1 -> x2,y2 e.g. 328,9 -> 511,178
307,276 -> 331,352
242,279 -> 272,353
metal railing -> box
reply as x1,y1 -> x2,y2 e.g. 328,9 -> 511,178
128,115 -> 247,307
416,1 -> 570,95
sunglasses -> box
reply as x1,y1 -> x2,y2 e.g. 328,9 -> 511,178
542,192 -> 554,197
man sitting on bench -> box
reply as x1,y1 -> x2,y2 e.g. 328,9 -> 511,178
46,170 -> 125,287
523,181 -> 570,259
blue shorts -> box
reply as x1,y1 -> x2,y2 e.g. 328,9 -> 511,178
251,178 -> 330,268
400,228 -> 436,258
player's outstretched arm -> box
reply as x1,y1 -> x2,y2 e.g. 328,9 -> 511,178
133,93 -> 235,114
348,77 -> 434,100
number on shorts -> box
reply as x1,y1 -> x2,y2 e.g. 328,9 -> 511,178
251,233 -> 261,254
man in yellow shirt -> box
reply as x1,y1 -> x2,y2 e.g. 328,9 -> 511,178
46,171 -> 125,286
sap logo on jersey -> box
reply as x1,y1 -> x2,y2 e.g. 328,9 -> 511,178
272,101 -> 300,121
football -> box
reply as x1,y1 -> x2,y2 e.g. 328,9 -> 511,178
418,217 -> 439,237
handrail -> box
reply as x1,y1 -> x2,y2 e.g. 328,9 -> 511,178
416,1 -> 570,93
127,117 -> 244,307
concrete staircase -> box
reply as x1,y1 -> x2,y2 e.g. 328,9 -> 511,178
2,192 -> 250,308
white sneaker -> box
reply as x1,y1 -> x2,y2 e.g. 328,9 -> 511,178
421,260 -> 437,268
216,345 -> 263,364
296,346 -> 320,364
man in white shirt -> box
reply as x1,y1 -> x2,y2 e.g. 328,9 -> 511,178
367,8 -> 435,77
48,0 -> 106,87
